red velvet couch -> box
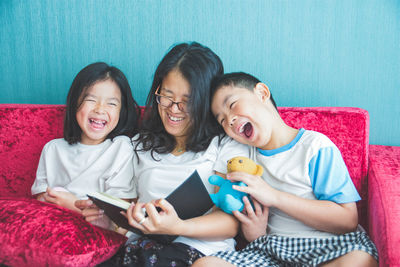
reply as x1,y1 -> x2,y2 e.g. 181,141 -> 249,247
0,104 -> 398,267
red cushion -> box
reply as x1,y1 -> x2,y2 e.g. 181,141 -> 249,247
0,105 -> 65,197
0,197 -> 126,267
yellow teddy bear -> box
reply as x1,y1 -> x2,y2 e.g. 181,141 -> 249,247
209,156 -> 263,214
227,156 -> 263,176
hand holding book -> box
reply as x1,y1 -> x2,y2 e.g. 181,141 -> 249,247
123,198 -> 183,237
86,170 -> 214,244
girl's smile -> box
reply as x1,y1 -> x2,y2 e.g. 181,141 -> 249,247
158,70 -> 191,142
89,118 -> 107,127
76,79 -> 121,145
167,113 -> 185,123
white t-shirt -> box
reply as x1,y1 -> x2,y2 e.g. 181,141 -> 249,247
130,135 -> 249,255
252,129 -> 360,238
31,136 -> 135,199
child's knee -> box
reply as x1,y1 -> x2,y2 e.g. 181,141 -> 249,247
321,250 -> 378,267
191,256 -> 210,267
349,251 -> 378,267
192,256 -> 234,267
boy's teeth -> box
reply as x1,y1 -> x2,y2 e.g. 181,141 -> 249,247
239,124 -> 245,133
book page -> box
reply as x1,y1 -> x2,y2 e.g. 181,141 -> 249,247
87,192 -> 131,210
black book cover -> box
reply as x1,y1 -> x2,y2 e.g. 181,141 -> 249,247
88,170 -> 214,244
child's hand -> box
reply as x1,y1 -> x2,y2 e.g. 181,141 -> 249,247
124,199 -> 183,236
227,171 -> 278,207
232,196 -> 269,242
75,199 -> 104,221
74,199 -> 116,230
44,187 -> 80,213
35,192 -> 46,202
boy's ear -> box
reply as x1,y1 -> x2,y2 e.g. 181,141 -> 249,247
253,83 -> 271,103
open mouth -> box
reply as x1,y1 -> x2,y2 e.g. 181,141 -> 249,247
239,122 -> 253,138
168,114 -> 184,122
89,118 -> 107,129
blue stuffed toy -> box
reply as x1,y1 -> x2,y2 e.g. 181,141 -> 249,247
209,157 -> 263,214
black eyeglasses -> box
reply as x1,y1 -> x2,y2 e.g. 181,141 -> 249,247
155,94 -> 189,113
154,86 -> 189,113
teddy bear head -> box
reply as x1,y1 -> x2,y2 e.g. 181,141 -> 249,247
227,156 -> 263,176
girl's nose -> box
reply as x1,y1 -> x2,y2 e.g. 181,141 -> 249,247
94,103 -> 106,113
169,102 -> 181,113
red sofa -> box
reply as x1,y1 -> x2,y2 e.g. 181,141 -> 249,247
0,104 -> 398,267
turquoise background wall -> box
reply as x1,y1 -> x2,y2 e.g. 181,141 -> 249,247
1,0 -> 399,146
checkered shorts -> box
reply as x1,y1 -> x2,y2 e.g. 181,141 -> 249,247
212,231 -> 378,267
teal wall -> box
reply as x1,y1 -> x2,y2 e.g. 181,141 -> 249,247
1,0 -> 399,146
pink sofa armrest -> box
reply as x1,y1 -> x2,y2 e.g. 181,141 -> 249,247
368,145 -> 400,267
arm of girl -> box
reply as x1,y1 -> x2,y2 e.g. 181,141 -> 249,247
228,171 -> 358,235
44,187 -> 81,213
125,198 -> 239,239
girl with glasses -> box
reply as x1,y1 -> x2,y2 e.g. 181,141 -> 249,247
77,42 -> 249,266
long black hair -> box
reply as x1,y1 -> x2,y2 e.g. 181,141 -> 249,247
64,62 -> 140,144
135,42 -> 224,158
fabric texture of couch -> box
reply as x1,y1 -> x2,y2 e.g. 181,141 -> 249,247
0,104 -> 398,266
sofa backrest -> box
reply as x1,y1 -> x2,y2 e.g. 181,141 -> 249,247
0,104 -> 369,225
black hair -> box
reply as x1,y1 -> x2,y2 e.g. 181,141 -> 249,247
135,42 -> 224,158
64,62 -> 140,144
211,72 -> 278,110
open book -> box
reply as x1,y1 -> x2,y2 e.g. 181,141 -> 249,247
87,170 -> 214,243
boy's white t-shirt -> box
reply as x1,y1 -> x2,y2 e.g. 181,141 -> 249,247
252,129 -> 361,238
130,135 -> 249,255
31,136 -> 136,199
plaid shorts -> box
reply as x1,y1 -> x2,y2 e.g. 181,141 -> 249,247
212,231 -> 378,267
